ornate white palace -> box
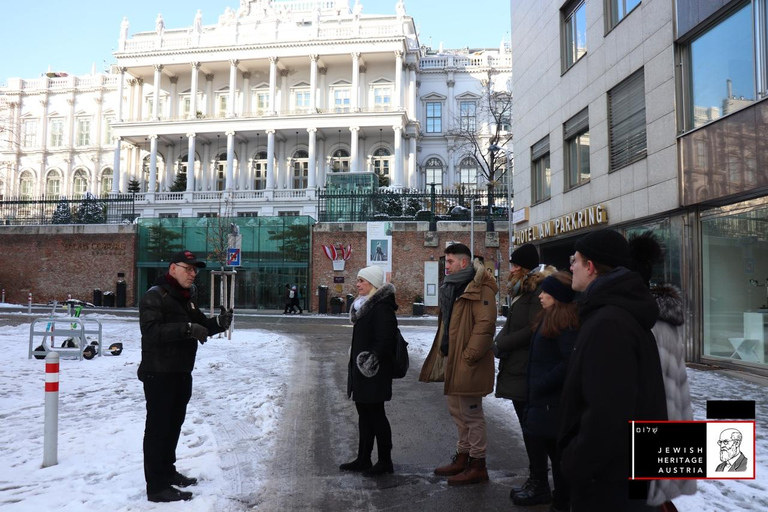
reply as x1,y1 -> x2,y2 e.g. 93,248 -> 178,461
0,0 -> 511,219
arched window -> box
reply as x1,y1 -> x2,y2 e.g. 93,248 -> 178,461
252,151 -> 267,190
373,148 -> 391,186
19,171 -> 34,198
424,157 -> 444,191
45,170 -> 62,197
458,157 -> 478,190
331,149 -> 350,173
73,169 -> 89,198
101,168 -> 113,195
292,150 -> 309,189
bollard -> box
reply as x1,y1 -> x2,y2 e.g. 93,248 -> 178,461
43,352 -> 59,468
28,292 -> 32,314
1,288 -> 4,303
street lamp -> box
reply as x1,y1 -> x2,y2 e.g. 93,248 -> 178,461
488,143 -> 513,259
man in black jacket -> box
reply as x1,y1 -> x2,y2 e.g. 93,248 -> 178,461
558,229 -> 667,511
138,250 -> 233,502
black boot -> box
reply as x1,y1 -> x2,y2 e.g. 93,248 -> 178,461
512,478 -> 552,506
147,487 -> 193,502
510,477 -> 535,497
168,471 -> 198,487
362,459 -> 394,477
339,458 -> 372,472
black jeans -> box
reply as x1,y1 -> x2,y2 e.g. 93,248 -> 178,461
527,435 -> 568,506
512,399 -> 536,475
355,402 -> 392,462
140,372 -> 192,493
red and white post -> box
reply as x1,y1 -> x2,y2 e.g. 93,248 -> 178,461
43,352 -> 59,468
28,292 -> 32,313
1,288 -> 5,303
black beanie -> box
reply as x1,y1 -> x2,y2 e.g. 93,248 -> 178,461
574,228 -> 630,268
510,243 -> 539,270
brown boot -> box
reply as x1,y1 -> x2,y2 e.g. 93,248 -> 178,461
433,452 -> 470,476
447,457 -> 489,486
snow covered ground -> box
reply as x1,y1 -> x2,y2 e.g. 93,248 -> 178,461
0,311 -> 765,511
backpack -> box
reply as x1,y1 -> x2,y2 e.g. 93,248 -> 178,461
392,327 -> 409,379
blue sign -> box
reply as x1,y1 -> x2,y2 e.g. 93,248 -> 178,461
227,248 -> 241,266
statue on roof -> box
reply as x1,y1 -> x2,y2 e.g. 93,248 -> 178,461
396,0 -> 406,18
194,10 -> 202,33
155,13 -> 164,35
353,0 -> 363,18
120,17 -> 129,40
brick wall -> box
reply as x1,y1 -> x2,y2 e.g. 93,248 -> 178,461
312,221 -> 512,316
0,225 -> 137,306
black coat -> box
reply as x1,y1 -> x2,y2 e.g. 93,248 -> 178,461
557,268 -> 667,486
523,326 -> 577,439
138,274 -> 224,375
347,283 -> 398,403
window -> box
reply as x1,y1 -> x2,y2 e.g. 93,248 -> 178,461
103,116 -> 114,145
458,157 -> 478,189
101,168 -> 113,195
159,213 -> 179,218
20,171 -> 34,198
333,88 -> 350,112
608,68 -> 646,171
76,118 -> 91,146
373,87 -> 392,110
278,211 -> 299,217
563,0 -> 587,70
146,96 -> 166,118
607,0 -> 641,30
216,94 -> 228,117
253,90 -> 269,113
73,169 -> 88,198
424,157 -> 444,191
213,151 -> 226,191
49,119 -> 64,147
460,101 -> 476,132
23,120 -> 37,147
252,151 -> 267,190
531,136 -> 551,203
373,148 -> 391,185
688,3 -> 754,129
180,95 -> 191,117
197,212 -> 218,218
292,150 -> 308,189
426,102 -> 442,133
238,211 -> 258,217
331,149 -> 350,172
294,89 -> 311,110
564,108 -> 590,189
45,171 -> 62,197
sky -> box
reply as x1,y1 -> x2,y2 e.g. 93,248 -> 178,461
0,306 -> 766,510
0,0 -> 512,85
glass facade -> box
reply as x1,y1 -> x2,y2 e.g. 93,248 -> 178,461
702,200 -> 768,366
136,215 -> 314,310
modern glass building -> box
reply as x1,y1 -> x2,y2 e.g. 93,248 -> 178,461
136,215 -> 314,310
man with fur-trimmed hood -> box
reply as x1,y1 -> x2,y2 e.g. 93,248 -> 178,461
419,243 -> 498,486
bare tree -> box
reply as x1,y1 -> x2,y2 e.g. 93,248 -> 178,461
203,196 -> 235,270
448,69 -> 513,203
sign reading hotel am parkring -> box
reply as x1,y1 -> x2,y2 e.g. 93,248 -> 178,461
515,204 -> 608,243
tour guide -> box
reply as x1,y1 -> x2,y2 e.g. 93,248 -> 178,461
138,250 -> 233,502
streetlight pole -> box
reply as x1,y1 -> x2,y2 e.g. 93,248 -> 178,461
489,144 -> 513,259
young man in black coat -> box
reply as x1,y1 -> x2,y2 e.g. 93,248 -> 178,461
138,250 -> 233,502
558,229 -> 667,511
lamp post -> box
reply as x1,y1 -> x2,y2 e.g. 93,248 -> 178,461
488,144 -> 513,259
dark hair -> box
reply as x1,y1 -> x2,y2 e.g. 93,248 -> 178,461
534,271 -> 580,338
445,243 -> 471,258
628,231 -> 664,287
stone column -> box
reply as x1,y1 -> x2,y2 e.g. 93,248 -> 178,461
137,78 -> 144,120
242,71 -> 251,114
112,137 -> 121,193
280,69 -> 289,113
39,97 -> 49,153
407,63 -> 417,119
309,55 -> 318,111
447,148 -> 455,189
169,76 -> 178,118
359,65 -> 367,110
279,138 -> 289,189
393,125 -> 403,188
205,73 -> 214,116
239,140 -> 248,189
349,126 -> 360,172
189,63 -> 200,118
266,129 -> 276,189
116,68 -> 126,122
307,127 -> 317,188
225,131 -> 235,190
165,142 -> 175,190
408,135 -> 417,188
228,60 -> 239,117
268,57 -> 278,115
317,136 -> 326,187
351,52 -> 360,111
94,96 -> 103,150
318,67 -> 327,110
186,133 -> 196,192
148,135 -> 159,194
152,65 -> 163,119
66,97 -> 76,148
201,141 -> 211,190
447,76 -> 455,131
394,51 -> 403,110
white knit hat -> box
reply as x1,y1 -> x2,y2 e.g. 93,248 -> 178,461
357,265 -> 385,289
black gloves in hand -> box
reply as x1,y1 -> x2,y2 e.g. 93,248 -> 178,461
217,305 -> 234,329
189,323 -> 209,344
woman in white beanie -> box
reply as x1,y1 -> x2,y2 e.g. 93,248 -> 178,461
341,265 -> 399,477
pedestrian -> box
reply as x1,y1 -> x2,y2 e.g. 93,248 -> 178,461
283,283 -> 294,314
515,271 -> 578,511
341,265 -> 398,477
559,229 -> 667,511
138,250 -> 233,503
419,242 -> 498,486
493,243 -> 555,503
291,285 -> 303,314
629,231 -> 696,511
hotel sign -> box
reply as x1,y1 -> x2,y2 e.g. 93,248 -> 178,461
514,204 -> 608,243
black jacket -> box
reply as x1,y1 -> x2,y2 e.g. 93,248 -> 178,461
138,274 -> 224,375
347,284 -> 398,403
524,326 -> 577,439
557,268 -> 667,486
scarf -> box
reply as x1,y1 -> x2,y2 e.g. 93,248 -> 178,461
439,265 -> 476,356
165,272 -> 191,300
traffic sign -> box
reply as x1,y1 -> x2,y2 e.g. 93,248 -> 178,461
227,248 -> 241,266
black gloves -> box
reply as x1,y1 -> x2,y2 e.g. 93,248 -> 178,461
189,323 -> 209,344
217,305 -> 234,330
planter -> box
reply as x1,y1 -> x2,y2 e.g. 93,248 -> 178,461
412,303 -> 424,316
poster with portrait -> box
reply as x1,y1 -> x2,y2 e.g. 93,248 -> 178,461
367,222 -> 392,274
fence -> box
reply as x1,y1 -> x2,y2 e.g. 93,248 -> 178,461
317,187 -> 512,223
0,195 -> 136,225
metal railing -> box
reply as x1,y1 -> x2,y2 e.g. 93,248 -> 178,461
0,195 -> 136,225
